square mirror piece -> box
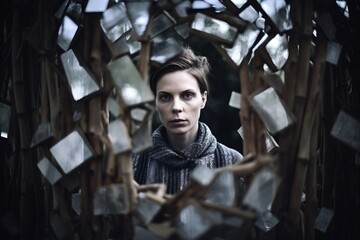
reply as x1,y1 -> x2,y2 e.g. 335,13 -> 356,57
135,192 -> 162,225
93,184 -> 129,215
229,91 -> 241,109
326,41 -> 342,65
221,23 -> 261,67
259,0 -> 292,33
314,207 -> 334,233
255,210 -> 279,232
30,122 -> 54,147
265,34 -> 289,70
249,87 -> 295,134
108,119 -> 132,154
242,167 -> 280,213
85,0 -> 109,13
331,110 -> 360,151
191,165 -> 215,186
100,2 -> 132,42
151,37 -> 183,64
175,23 -> 190,39
57,15 -> 78,51
239,5 -> 259,23
107,55 -> 154,107
107,96 -> 122,118
0,102 -> 11,139
191,13 -> 238,46
50,130 -> 94,174
60,49 -> 100,101
37,157 -> 62,185
204,170 -> 235,206
150,11 -> 176,38
125,1 -> 151,37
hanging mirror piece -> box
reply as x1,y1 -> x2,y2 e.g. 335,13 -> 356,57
93,184 -> 129,215
37,157 -> 63,185
107,119 -> 132,154
60,49 -> 101,101
57,15 -> 78,51
50,130 -> 94,174
0,102 -> 11,139
107,55 -> 154,107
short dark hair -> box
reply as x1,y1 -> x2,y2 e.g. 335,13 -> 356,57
150,46 -> 210,95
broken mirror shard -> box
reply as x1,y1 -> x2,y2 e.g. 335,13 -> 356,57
71,192 -> 81,215
93,184 -> 129,215
265,34 -> 289,70
125,1 -> 151,38
175,1 -> 191,18
60,49 -> 100,101
174,23 -> 190,39
100,2 -> 132,42
204,170 -> 236,206
191,1 -> 212,10
151,38 -> 183,64
85,0 -> 109,13
107,119 -> 132,154
150,11 -> 176,38
326,41 -> 342,65
57,15 -> 78,51
107,96 -> 121,118
249,87 -> 295,134
132,117 -> 153,153
262,68 -> 285,92
237,127 -> 278,153
50,130 -> 94,174
229,91 -> 241,109
174,202 -> 219,239
131,108 -> 148,123
37,157 -> 62,185
191,13 -> 238,46
314,207 -> 334,233
239,5 -> 259,23
191,165 -> 216,186
30,122 -> 54,147
107,55 -> 154,107
0,102 -> 11,139
331,110 -> 360,151
258,0 -> 292,33
255,209 -> 279,232
135,192 -> 162,225
219,23 -> 261,67
243,167 -> 280,213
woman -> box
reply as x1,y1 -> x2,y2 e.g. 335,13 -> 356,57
133,46 -> 243,194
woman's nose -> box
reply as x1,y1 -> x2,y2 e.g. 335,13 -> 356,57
172,98 -> 183,113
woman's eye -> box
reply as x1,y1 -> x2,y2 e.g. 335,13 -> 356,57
183,92 -> 194,100
159,94 -> 171,102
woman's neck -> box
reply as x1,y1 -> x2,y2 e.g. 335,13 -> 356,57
167,125 -> 199,152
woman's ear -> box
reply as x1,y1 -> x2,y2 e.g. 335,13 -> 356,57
201,91 -> 207,109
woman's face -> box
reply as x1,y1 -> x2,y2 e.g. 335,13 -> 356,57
155,70 -> 207,137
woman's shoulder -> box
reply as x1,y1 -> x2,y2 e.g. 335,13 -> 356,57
216,142 -> 243,163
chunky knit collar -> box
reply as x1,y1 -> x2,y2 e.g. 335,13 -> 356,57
148,122 -> 217,169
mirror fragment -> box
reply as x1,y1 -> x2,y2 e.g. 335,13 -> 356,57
331,110 -> 360,151
151,38 -> 183,64
174,23 -> 190,39
175,1 -> 191,18
191,13 -> 238,46
326,41 -> 342,65
204,170 -> 235,206
30,122 -> 54,147
314,207 -> 334,233
107,55 -> 154,107
50,130 -> 94,174
190,165 -> 216,186
85,0 -> 109,13
249,87 -> 295,134
0,102 -> 11,139
243,167 -> 280,213
72,192 -> 81,215
126,1 -> 151,37
93,184 -> 129,215
239,5 -> 259,23
259,0 -> 292,33
107,96 -> 121,118
265,34 -> 289,70
57,15 -> 78,51
37,157 -> 63,185
135,192 -> 162,224
255,210 -> 279,232
108,119 -> 132,154
229,91 -> 241,109
60,49 -> 100,101
151,12 -> 176,38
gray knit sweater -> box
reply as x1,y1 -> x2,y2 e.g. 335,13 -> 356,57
132,122 -> 243,194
